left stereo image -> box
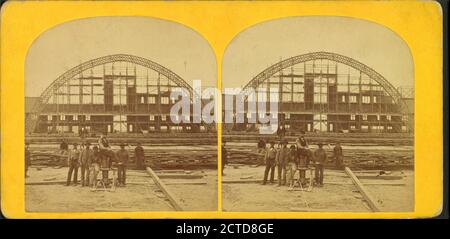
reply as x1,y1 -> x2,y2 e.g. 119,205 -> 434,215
24,16 -> 218,212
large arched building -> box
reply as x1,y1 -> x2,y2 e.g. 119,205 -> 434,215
25,54 -> 213,134
224,52 -> 413,133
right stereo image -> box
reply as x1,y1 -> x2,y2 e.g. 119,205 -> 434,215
221,16 -> 414,212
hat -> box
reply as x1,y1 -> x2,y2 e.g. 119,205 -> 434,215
318,143 -> 323,147
282,139 -> 288,144
120,142 -> 127,147
269,141 -> 275,145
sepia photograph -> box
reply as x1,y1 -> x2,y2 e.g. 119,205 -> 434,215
24,16 -> 218,212
221,16 -> 415,212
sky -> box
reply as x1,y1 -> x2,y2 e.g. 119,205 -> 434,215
25,16 -> 217,97
222,16 -> 414,89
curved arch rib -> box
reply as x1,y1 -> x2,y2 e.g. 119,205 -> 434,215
40,54 -> 193,105
26,54 -> 194,133
241,51 -> 409,114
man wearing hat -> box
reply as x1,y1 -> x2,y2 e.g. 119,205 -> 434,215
276,139 -> 290,186
89,146 -> 101,187
79,142 -> 94,187
66,143 -> 81,186
116,143 -> 129,186
98,133 -> 118,163
263,141 -> 277,185
296,135 -> 309,150
313,143 -> 327,186
333,142 -> 344,169
286,144 -> 298,187
134,142 -> 145,170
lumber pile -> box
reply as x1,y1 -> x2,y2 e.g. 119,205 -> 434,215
226,145 -> 413,169
223,132 -> 413,146
28,148 -> 217,169
26,133 -> 217,146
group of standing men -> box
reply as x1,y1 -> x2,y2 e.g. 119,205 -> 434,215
64,133 -> 147,187
24,133 -> 147,188
260,134 -> 343,187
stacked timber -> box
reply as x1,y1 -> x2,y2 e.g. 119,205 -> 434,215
223,132 -> 413,146
226,146 -> 413,169
26,133 -> 217,146
28,147 -> 217,169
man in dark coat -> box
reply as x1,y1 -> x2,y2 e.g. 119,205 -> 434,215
60,139 -> 68,151
134,142 -> 145,169
98,133 -> 118,163
79,142 -> 94,186
333,142 -> 344,169
286,144 -> 298,187
276,139 -> 289,186
66,143 -> 80,186
116,143 -> 129,186
257,139 -> 266,153
89,146 -> 101,187
313,143 -> 327,186
277,125 -> 286,139
262,141 -> 277,185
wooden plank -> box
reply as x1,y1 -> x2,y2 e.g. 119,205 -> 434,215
325,182 -> 405,186
157,174 -> 203,179
326,172 -> 403,180
128,181 -> 207,185
353,175 -> 403,180
146,167 -> 183,211
222,179 -> 264,184
164,181 -> 207,185
344,167 -> 382,212
156,170 -> 187,174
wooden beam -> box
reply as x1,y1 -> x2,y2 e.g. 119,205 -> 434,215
353,175 -> 403,180
146,167 -> 183,211
325,182 -> 405,186
345,167 -> 382,212
326,172 -> 403,180
157,174 -> 203,179
128,181 -> 207,185
222,179 -> 264,184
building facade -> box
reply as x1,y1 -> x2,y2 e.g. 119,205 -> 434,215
25,54 -> 214,134
223,52 -> 413,133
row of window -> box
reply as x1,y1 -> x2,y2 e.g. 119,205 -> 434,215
45,114 -> 187,122
246,123 -> 407,132
282,113 -> 406,121
47,125 -> 202,133
276,93 -> 388,104
340,95 -> 379,103
47,113 -> 406,122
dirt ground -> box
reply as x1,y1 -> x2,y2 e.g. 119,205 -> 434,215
25,167 -> 217,212
222,165 -> 414,212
